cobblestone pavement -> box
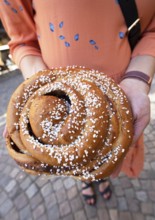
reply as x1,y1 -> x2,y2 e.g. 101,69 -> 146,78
0,69 -> 155,220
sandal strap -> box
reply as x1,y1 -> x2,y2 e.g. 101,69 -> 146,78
82,194 -> 96,200
82,182 -> 96,205
82,182 -> 92,190
97,178 -> 108,183
100,185 -> 112,197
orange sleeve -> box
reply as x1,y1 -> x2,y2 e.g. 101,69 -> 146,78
0,0 -> 41,66
132,14 -> 155,58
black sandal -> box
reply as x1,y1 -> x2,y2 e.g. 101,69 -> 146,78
82,182 -> 96,205
98,179 -> 112,200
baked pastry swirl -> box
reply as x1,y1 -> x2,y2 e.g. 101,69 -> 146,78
6,66 -> 133,181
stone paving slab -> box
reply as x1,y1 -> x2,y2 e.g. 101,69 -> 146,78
0,69 -> 155,220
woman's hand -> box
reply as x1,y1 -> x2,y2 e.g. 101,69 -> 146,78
3,55 -> 48,139
120,78 -> 150,144
20,55 -> 48,79
111,55 -> 155,178
111,78 -> 150,178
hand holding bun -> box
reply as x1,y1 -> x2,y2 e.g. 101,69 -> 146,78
6,66 -> 133,181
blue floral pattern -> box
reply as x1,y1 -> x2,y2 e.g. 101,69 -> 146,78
49,20 -> 100,50
59,21 -> 64,29
2,0 -> 125,50
49,23 -> 55,32
74,34 -> 79,41
3,0 -> 23,14
119,32 -> 125,39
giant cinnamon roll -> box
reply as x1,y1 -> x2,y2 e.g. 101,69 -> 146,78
6,67 -> 133,181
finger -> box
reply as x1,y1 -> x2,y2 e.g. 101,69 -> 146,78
3,126 -> 9,138
132,115 -> 149,144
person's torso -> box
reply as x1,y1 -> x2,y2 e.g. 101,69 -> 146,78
33,0 -> 155,82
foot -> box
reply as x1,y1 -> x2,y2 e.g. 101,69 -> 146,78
98,179 -> 112,200
82,182 -> 96,205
